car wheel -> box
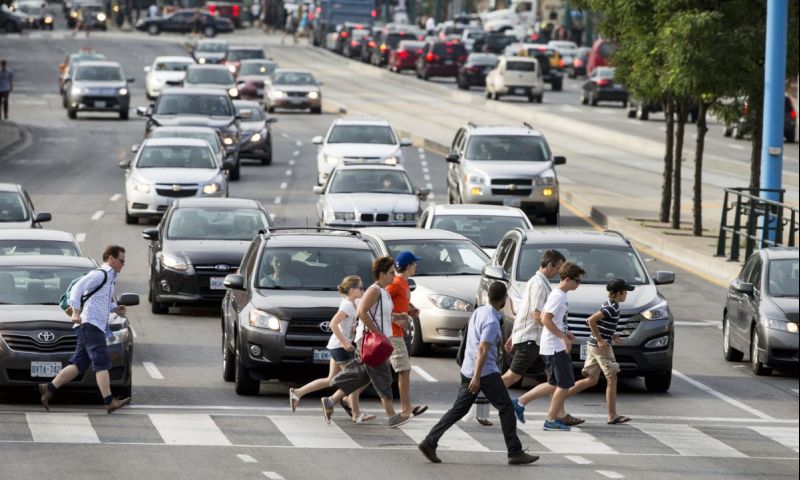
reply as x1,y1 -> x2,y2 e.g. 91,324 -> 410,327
786,130 -> 796,143
536,95 -> 543,103
124,207 -> 137,225
203,26 -> 215,38
722,317 -> 744,361
234,342 -> 261,395
408,314 -> 430,356
627,107 -> 636,118
528,94 -> 535,103
544,211 -> 559,226
67,108 -> 77,119
147,24 -> 159,35
222,327 -> 235,382
230,163 -> 241,181
723,126 -> 733,137
62,95 -> 68,108
311,106 -> 322,114
485,88 -> 491,99
150,284 -> 168,314
622,99 -> 628,109
119,109 -> 129,120
552,78 -> 563,91
750,327 -> 773,376
644,371 -> 672,393
733,124 -> 744,139
267,105 -> 275,113
261,149 -> 272,166
589,91 -> 598,106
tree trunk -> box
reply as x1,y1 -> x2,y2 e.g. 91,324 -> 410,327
748,94 -> 764,192
660,98 -> 675,223
672,100 -> 688,230
693,102 -> 710,236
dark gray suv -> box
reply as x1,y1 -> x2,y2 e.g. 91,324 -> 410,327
477,229 -> 676,392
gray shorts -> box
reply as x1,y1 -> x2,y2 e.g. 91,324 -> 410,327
544,350 -> 575,390
330,357 -> 394,401
389,336 -> 411,372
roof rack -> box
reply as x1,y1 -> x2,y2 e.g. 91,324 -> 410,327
467,121 -> 477,128
603,230 -> 631,244
523,122 -> 534,130
260,227 -> 363,239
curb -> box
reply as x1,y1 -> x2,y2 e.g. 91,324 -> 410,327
0,121 -> 24,157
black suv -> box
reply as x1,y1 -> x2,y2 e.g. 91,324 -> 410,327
477,229 -> 676,392
220,228 -> 377,395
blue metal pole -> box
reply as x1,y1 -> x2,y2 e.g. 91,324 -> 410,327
760,0 -> 788,242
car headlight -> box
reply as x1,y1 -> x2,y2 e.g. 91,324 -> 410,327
325,155 -> 342,165
132,179 -> 150,193
70,86 -> 82,96
202,183 -> 222,195
97,12 -> 106,22
44,16 -> 53,23
106,328 -> 129,346
308,91 -> 320,99
198,57 -> 207,64
249,309 -> 281,330
762,317 -> 799,333
159,253 -> 191,271
641,300 -> 669,321
70,11 -> 78,18
428,294 -> 474,312
119,88 -> 128,96
394,212 -> 418,221
250,132 -> 262,143
227,64 -> 237,73
534,175 -> 556,185
465,173 -> 486,184
334,212 -> 356,221
228,87 -> 238,97
222,136 -> 234,146
384,156 -> 399,165
272,91 -> 285,99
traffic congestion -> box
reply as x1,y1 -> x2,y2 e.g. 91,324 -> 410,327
0,1 -> 798,480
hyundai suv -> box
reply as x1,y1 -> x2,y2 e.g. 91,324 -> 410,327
446,123 -> 566,224
477,229 -> 676,392
220,228 -> 377,395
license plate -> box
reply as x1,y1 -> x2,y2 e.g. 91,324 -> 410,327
256,89 -> 264,96
514,88 -> 525,94
313,349 -> 331,364
613,84 -> 622,90
95,100 -> 106,108
31,361 -> 62,378
210,277 -> 226,290
503,198 -> 522,207
580,343 -> 587,360
445,60 -> 454,65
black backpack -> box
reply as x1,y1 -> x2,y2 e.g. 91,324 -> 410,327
456,311 -> 475,367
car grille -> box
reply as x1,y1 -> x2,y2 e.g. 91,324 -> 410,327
286,91 -> 307,98
343,157 -> 382,163
155,184 -> 198,198
81,96 -> 120,107
491,178 -> 533,186
0,333 -> 78,353
490,178 -> 533,196
86,88 -> 119,96
566,314 -> 640,339
195,265 -> 238,300
285,318 -> 332,348
360,213 -> 390,222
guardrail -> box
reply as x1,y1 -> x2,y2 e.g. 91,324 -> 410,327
716,187 -> 799,262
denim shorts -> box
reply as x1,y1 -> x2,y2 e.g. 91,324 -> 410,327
69,324 -> 111,374
544,350 -> 575,389
329,347 -> 354,364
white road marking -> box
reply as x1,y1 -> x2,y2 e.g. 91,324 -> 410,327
422,167 -> 429,174
425,183 -> 433,189
280,133 -> 290,139
596,471 -> 625,479
293,150 -> 300,156
673,321 -> 718,327
285,170 -> 292,176
728,143 -> 746,150
149,414 -> 232,446
90,210 -> 104,221
280,182 -> 288,189
26,413 -> 99,444
75,233 -> 86,243
289,159 -> 296,166
267,415 -> 359,449
143,362 -> 164,380
418,147 -> 424,154
263,473 -> 285,480
560,105 -> 581,113
237,454 -> 257,463
110,194 -> 122,202
423,174 -> 431,181
411,365 -> 437,382
517,425 -> 617,455
673,370 -> 773,419
401,420 -> 489,451
420,160 -> 428,166
295,140 -> 302,147
565,455 -> 593,465
274,197 -> 282,205
748,426 -> 799,452
633,423 -> 745,457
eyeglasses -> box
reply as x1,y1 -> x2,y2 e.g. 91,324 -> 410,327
571,277 -> 582,284
115,257 -> 125,265
355,286 -> 365,291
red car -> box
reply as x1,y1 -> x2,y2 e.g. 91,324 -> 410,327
388,40 -> 425,73
415,40 -> 467,80
587,38 -> 616,75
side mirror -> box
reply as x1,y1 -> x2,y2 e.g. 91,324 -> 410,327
142,228 -> 159,241
482,265 -> 507,281
118,160 -> 131,169
553,155 -> 567,165
224,273 -> 245,290
446,153 -> 460,163
736,281 -> 754,295
417,188 -> 430,200
312,135 -> 323,145
136,106 -> 149,117
400,138 -> 413,147
144,66 -> 151,72
127,77 -> 135,83
312,185 -> 324,194
117,293 -> 140,306
265,117 -> 278,124
131,144 -> 140,153
654,271 -> 675,285
34,212 -> 52,224
408,278 -> 417,292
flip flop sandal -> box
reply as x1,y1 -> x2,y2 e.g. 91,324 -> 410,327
559,414 -> 586,426
289,388 -> 300,414
321,397 -> 334,425
607,415 -> 631,425
340,399 -> 353,418
353,413 -> 376,424
412,405 -> 428,417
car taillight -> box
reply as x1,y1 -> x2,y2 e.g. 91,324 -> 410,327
208,5 -> 215,14
380,44 -> 388,52
371,9 -> 376,17
792,110 -> 797,119
574,58 -> 584,67
340,31 -> 349,38
559,59 -> 566,68
530,33 -> 540,41
597,79 -> 610,86
351,40 -> 358,47
468,66 -> 479,73
368,41 -> 376,48
458,55 -> 467,62
426,52 -> 436,62
398,50 -> 408,58
232,5 -> 239,16
417,49 -> 423,54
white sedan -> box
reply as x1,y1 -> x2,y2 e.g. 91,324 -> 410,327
144,56 -> 195,100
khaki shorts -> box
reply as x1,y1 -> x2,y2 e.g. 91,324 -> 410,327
582,344 -> 621,379
389,336 -> 411,372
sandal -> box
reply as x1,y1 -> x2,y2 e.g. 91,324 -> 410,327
558,414 -> 586,426
340,399 -> 353,418
321,397 -> 334,425
353,413 -> 376,424
412,405 -> 428,417
289,388 -> 300,414
607,415 -> 631,425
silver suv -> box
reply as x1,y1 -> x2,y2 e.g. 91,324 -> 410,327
445,123 -> 566,225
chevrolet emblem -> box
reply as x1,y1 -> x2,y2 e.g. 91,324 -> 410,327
508,184 -> 517,191
172,184 -> 181,192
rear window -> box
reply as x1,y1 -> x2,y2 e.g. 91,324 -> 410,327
432,43 -> 467,57
507,61 -> 535,72
228,49 -> 266,61
386,33 -> 418,48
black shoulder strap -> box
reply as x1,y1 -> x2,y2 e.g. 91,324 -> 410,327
80,269 -> 108,308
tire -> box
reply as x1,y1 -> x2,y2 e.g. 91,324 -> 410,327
551,78 -> 563,91
485,89 -> 491,99
261,148 -> 272,166
644,371 -> 672,393
622,100 -> 628,109
311,106 -> 322,114
67,108 -> 77,119
733,125 -> 743,139
544,211 -> 559,226
147,24 -> 159,36
407,314 -> 430,356
723,126 -> 733,137
722,317 -> 744,361
203,26 -> 215,38
267,105 -> 275,113
62,95 -> 67,108
230,163 -> 241,181
785,130 -> 795,143
457,78 -> 467,90
124,207 -> 137,225
234,343 -> 260,395
222,327 -> 235,382
119,109 -> 129,120
493,91 -> 500,101
627,107 -> 636,118
750,327 -> 773,376
535,95 -> 543,103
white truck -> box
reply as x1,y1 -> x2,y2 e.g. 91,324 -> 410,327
480,0 -> 537,32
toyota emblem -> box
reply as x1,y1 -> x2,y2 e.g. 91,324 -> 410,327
37,331 -> 56,343
214,264 -> 231,272
319,321 -> 332,333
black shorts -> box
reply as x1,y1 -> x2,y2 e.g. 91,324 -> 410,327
544,350 -> 575,389
69,324 -> 111,374
508,341 -> 544,376
328,347 -> 354,364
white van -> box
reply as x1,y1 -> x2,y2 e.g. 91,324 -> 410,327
485,56 -> 544,103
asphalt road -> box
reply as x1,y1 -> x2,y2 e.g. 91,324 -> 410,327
0,30 -> 797,480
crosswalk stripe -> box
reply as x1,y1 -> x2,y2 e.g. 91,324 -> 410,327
400,420 -> 489,452
748,426 -> 799,452
517,424 -> 617,455
633,423 -> 745,457
26,413 -> 99,444
149,414 -> 232,446
267,415 -> 360,449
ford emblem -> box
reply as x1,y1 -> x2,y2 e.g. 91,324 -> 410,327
319,321 -> 332,333
37,331 -> 56,343
214,264 -> 231,272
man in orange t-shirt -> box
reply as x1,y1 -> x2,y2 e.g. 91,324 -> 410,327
387,251 -> 428,418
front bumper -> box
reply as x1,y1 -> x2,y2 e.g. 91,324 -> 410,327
419,307 -> 471,345
238,321 -> 332,380
322,219 -> 418,228
70,94 -> 129,112
153,266 -> 230,305
499,85 -> 543,96
238,135 -> 271,158
460,183 -> 559,215
269,96 -> 321,110
126,185 -> 225,218
426,65 -> 459,77
762,326 -> 800,368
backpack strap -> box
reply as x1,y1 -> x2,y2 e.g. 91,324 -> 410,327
80,268 -> 108,308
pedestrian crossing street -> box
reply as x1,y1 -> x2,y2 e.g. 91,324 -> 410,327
1,411 -> 798,459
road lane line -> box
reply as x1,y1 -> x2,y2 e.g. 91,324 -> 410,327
791,388 -> 798,395
418,147 -> 424,154
423,174 -> 431,181
285,170 -> 292,176
289,159 -> 296,166
274,197 -> 282,205
632,423 -> 745,457
263,473 -> 285,480
149,414 -> 232,446
90,210 -> 104,221
280,182 -> 287,189
565,455 -> 592,464
26,413 -> 99,443
75,233 -> 86,243
517,424 -> 617,455
267,415 -> 359,449
672,370 -> 773,419
728,144 -> 746,150
143,362 -> 164,380
295,140 -> 302,147
748,426 -> 799,452
596,471 -> 625,479
422,167 -> 429,173
280,133 -> 290,139
400,419 -> 489,451
293,150 -> 300,156
420,160 -> 428,166
411,365 -> 437,382
237,454 -> 257,463
110,194 -> 122,202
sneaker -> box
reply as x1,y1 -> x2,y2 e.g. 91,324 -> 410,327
38,384 -> 53,412
508,450 -> 540,465
105,397 -> 131,414
321,397 -> 334,424
543,418 -> 571,431
388,413 -> 411,428
418,440 -> 441,463
511,398 -> 526,424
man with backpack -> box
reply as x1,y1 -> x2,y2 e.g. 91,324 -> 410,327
39,245 -> 131,414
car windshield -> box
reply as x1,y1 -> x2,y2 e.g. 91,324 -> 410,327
155,61 -> 193,72
328,125 -> 395,144
185,68 -> 234,85
150,130 -> 220,150
432,215 -> 529,248
17,5 -> 41,14
167,207 -> 268,240
155,93 -> 233,116
137,146 -> 216,169
256,247 -> 374,290
328,169 -> 413,194
468,54 -> 497,65
385,239 -> 489,276
197,42 -> 227,52
517,244 -> 649,285
228,49 -> 265,61
273,72 -> 316,85
466,135 -> 551,162
0,240 -> 80,256
399,41 -> 424,51
235,104 -> 265,121
0,267 -> 89,305
75,66 -> 123,81
70,53 -> 105,65
239,62 -> 277,76
507,61 -> 535,71
0,192 -> 29,222
768,258 -> 799,297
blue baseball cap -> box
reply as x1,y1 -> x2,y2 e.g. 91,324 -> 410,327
395,251 -> 422,270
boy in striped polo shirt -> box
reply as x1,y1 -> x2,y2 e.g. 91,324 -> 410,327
568,278 -> 633,425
